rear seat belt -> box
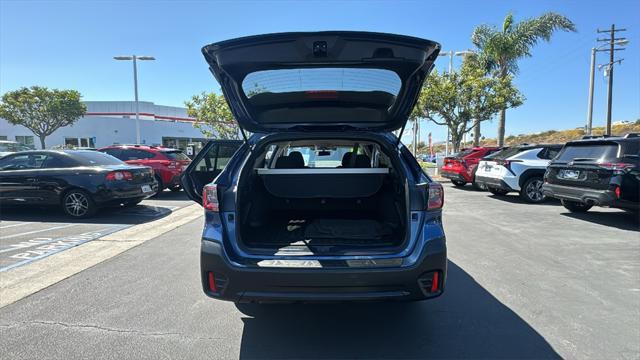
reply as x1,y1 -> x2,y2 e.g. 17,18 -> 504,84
349,143 -> 359,167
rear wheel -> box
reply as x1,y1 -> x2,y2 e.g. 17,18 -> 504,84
488,187 -> 509,196
472,180 -> 486,191
561,200 -> 592,213
153,175 -> 164,197
520,177 -> 546,203
62,189 -> 97,218
451,180 -> 466,187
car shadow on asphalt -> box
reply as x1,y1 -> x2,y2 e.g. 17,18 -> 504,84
149,190 -> 190,201
0,204 -> 173,225
560,210 -> 639,232
487,193 -> 561,206
237,261 -> 560,359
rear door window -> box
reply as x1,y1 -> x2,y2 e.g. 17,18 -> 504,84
555,143 -> 619,163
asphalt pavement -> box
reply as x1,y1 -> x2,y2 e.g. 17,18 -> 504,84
0,190 -> 192,272
0,183 -> 638,359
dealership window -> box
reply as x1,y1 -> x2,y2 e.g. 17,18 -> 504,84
64,137 -> 95,148
0,136 -> 7,140
15,135 -> 35,147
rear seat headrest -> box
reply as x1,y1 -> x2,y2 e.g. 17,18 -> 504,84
341,152 -> 354,167
288,151 -> 305,168
275,156 -> 294,169
354,154 -> 371,168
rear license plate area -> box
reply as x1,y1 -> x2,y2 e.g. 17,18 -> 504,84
558,169 -> 583,180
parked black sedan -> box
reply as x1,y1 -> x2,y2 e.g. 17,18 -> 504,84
0,150 -> 158,218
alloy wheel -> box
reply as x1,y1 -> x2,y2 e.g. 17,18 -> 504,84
65,192 -> 89,217
525,179 -> 545,202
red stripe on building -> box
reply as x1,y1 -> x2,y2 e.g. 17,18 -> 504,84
85,112 -> 197,122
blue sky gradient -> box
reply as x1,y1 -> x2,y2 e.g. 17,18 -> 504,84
1,0 -> 638,142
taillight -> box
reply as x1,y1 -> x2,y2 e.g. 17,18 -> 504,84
202,184 -> 219,211
105,171 -> 133,181
600,162 -> 634,175
427,182 -> 444,210
614,186 -> 621,199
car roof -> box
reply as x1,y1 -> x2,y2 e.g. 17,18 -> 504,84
101,144 -> 181,152
567,135 -> 640,145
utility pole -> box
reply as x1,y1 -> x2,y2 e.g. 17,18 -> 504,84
597,25 -> 627,135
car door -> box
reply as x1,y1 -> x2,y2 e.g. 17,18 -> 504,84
0,153 -> 47,203
181,140 -> 243,203
35,154 -> 78,204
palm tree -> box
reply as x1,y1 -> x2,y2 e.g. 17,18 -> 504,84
472,12 -> 576,146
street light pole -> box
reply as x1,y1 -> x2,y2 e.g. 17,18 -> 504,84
132,55 -> 140,144
114,55 -> 155,144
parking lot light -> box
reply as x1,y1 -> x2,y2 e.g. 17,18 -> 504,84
113,55 -> 156,144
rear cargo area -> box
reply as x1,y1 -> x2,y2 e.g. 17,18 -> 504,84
237,139 -> 407,255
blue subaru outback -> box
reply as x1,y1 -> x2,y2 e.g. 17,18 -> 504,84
182,31 -> 446,303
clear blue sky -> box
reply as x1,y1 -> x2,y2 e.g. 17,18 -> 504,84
1,0 -> 638,142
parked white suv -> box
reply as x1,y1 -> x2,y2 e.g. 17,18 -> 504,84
474,144 -> 563,203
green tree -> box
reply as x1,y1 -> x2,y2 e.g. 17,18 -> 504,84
185,91 -> 240,140
416,60 -> 523,153
471,12 -> 576,146
0,86 -> 86,149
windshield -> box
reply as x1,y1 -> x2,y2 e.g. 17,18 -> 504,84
162,150 -> 190,161
72,151 -> 124,166
555,143 -> 620,163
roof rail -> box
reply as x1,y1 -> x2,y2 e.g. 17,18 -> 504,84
624,133 -> 640,138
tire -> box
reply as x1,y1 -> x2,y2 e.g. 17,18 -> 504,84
488,187 -> 509,196
561,200 -> 592,213
451,180 -> 466,187
152,175 -> 164,197
169,185 -> 181,192
61,189 -> 97,218
472,180 -> 487,191
520,176 -> 546,203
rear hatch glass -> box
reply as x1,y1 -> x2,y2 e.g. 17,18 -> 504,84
202,31 -> 440,132
162,150 -> 190,161
555,143 -> 619,163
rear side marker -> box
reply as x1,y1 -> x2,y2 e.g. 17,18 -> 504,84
207,272 -> 217,292
431,271 -> 439,293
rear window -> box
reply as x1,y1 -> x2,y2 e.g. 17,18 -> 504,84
452,149 -> 475,158
555,143 -> 620,163
162,151 -> 189,161
242,68 -> 402,98
485,147 -> 527,160
72,151 -> 124,166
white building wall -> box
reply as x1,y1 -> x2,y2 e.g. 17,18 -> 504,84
0,101 -> 209,149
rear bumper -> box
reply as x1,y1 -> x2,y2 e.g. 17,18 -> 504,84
440,170 -> 468,182
474,175 -> 514,192
94,181 -> 158,205
200,240 -> 447,303
542,183 -> 624,207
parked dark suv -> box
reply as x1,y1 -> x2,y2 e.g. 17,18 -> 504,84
543,134 -> 639,212
181,32 -> 447,303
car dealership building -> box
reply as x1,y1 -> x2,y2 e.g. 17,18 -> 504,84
0,101 -> 208,151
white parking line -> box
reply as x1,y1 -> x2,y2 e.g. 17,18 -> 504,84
0,222 -> 30,230
0,224 -> 79,240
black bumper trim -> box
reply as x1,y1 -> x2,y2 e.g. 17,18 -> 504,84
542,183 -> 616,206
474,176 -> 513,191
200,240 -> 447,303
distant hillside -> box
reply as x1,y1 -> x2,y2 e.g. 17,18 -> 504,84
424,121 -> 639,153
485,121 -> 640,146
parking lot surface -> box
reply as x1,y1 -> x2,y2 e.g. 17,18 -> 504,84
0,191 -> 192,272
0,183 -> 638,359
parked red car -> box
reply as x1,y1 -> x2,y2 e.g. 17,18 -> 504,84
98,145 -> 191,193
440,146 -> 501,189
